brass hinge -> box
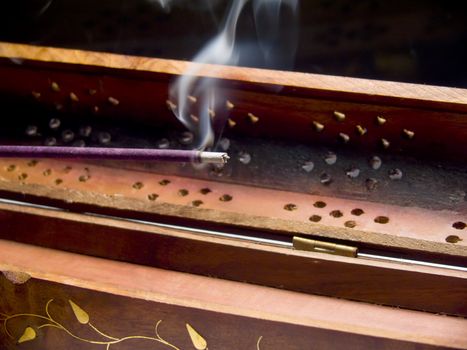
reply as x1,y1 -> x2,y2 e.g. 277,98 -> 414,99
293,236 -> 358,258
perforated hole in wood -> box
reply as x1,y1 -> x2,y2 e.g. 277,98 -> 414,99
344,220 -> 357,228
329,210 -> 343,218
446,235 -> 462,244
351,208 -> 365,216
178,189 -> 189,197
309,215 -> 322,222
452,222 -> 466,230
147,193 -> 159,201
314,201 -> 327,208
284,203 -> 298,211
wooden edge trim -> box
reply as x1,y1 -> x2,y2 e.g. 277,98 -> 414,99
1,42 -> 467,111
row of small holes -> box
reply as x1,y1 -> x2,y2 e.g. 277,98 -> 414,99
169,100 -> 415,152
6,164 -> 66,185
285,203 -> 374,221
131,181 -> 233,203
5,164 -> 232,206
283,201 -> 388,227
7,163 -> 236,205
307,213 -> 388,226
14,163 -> 90,185
166,99 -> 259,130
312,112 -> 415,148
4,164 -> 463,243
314,202 -> 364,217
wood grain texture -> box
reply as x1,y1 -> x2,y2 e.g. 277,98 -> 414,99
0,202 -> 466,317
1,240 -> 467,349
1,42 -> 467,112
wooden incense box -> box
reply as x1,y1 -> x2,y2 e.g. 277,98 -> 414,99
0,42 -> 466,349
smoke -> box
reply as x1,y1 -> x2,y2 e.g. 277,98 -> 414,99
147,0 -> 223,12
167,0 -> 299,150
36,0 -> 53,17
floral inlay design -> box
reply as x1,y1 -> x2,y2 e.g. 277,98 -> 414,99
0,299 -> 264,349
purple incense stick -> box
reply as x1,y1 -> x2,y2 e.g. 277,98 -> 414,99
0,146 -> 229,164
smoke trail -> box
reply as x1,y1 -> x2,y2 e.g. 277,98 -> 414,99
148,0 -> 223,12
36,0 -> 53,17
253,0 -> 299,69
168,0 -> 298,150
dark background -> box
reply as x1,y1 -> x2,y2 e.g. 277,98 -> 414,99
1,0 -> 466,88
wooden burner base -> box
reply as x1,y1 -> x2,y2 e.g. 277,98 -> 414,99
0,42 -> 466,349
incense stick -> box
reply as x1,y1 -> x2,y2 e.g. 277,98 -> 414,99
0,146 -> 229,164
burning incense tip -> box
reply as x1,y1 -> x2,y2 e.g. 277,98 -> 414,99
0,146 -> 229,164
200,152 -> 230,164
